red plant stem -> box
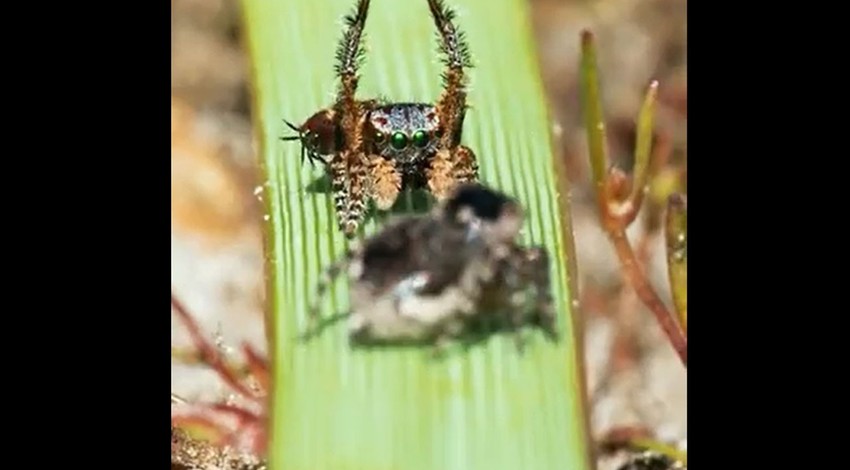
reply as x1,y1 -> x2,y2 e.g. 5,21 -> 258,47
171,292 -> 260,399
607,131 -> 674,230
210,403 -> 263,421
606,229 -> 687,366
242,344 -> 270,394
172,346 -> 254,376
208,404 -> 266,456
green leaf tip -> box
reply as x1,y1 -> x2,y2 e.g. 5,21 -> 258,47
630,80 -> 659,212
578,29 -> 608,201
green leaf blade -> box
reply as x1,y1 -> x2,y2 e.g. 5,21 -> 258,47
242,1 -> 593,469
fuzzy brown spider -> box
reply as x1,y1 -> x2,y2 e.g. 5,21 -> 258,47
280,0 -> 478,238
306,183 -> 559,355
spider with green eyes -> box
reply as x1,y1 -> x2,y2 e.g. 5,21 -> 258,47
281,0 -> 479,237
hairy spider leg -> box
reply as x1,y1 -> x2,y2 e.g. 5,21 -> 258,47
426,0 -> 479,198
332,0 -> 372,236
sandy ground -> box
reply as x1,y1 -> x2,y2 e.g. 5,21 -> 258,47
171,0 -> 687,467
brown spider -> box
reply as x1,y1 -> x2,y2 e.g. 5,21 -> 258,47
281,0 -> 478,238
170,292 -> 269,458
306,183 -> 559,355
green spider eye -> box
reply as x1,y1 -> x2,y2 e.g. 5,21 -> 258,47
412,130 -> 429,148
390,131 -> 408,150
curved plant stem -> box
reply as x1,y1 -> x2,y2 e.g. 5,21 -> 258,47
620,80 -> 658,226
579,30 -> 686,367
608,230 -> 687,366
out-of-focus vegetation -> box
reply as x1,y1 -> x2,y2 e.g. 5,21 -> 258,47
579,29 -> 686,466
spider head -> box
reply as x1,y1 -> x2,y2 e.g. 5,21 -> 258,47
280,109 -> 340,167
367,103 -> 441,168
441,183 -> 525,246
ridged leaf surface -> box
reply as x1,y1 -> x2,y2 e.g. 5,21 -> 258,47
241,1 -> 592,469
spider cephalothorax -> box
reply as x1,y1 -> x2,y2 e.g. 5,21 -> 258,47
367,104 -> 439,162
305,183 -> 559,354
281,0 -> 478,237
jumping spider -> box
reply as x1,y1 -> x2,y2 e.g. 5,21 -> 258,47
281,0 -> 478,237
306,183 -> 559,355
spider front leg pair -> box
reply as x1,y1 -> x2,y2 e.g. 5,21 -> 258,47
334,0 -> 479,236
424,0 -> 479,200
370,0 -> 480,210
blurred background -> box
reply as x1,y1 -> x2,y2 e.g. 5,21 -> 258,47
171,0 -> 686,467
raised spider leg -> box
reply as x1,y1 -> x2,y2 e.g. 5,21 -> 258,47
332,0 -> 371,236
427,0 -> 477,199
428,0 -> 472,150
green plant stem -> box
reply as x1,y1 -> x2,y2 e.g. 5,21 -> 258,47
665,194 -> 687,333
580,30 -> 610,213
623,80 -> 658,224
